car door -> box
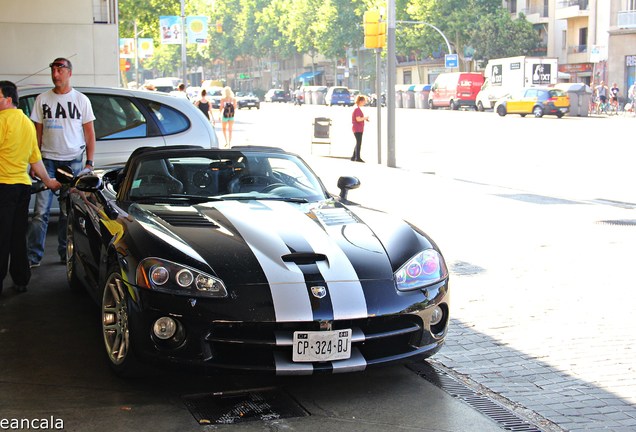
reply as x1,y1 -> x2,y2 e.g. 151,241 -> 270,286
507,89 -> 535,114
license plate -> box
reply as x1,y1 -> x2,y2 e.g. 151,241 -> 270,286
293,329 -> 352,362
560,107 -> 568,112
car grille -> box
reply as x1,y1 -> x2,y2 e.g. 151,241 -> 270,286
202,315 -> 426,371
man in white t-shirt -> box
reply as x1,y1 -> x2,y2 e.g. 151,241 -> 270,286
27,57 -> 96,267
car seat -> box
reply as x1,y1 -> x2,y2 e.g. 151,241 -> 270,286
133,159 -> 184,196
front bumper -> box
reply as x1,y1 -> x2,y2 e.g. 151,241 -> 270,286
127,282 -> 449,375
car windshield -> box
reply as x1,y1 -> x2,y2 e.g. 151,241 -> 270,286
126,151 -> 328,203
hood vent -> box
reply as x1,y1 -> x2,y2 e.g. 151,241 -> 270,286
155,212 -> 218,228
282,252 -> 327,265
314,209 -> 359,226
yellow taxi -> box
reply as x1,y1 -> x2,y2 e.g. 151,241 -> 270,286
495,87 -> 570,118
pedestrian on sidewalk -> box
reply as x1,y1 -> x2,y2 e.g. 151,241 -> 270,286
219,86 -> 236,147
194,89 -> 214,124
0,81 -> 61,295
351,95 -> 369,162
27,57 -> 96,268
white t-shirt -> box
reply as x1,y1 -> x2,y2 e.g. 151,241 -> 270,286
30,88 -> 96,160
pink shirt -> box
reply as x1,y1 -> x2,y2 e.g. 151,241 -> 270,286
352,107 -> 365,133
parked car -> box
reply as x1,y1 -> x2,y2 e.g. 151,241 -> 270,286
18,86 -> 219,167
495,87 -> 570,118
264,89 -> 289,102
349,89 -> 361,104
64,145 -> 450,376
429,72 -> 484,110
325,86 -> 353,106
236,91 -> 261,109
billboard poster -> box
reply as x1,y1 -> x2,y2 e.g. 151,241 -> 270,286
138,38 -> 154,58
160,16 -> 182,44
186,16 -> 208,44
119,38 -> 134,59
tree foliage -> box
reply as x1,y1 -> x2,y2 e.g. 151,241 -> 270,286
118,0 -> 542,78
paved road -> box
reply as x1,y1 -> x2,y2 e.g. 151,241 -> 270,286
231,103 -> 636,432
1,103 -> 634,432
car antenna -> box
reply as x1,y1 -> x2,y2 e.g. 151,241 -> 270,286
15,53 -> 78,85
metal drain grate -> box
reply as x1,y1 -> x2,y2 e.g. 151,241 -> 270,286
596,219 -> 636,226
407,362 -> 544,432
183,387 -> 309,425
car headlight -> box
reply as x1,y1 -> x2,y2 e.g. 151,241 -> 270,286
137,258 -> 227,298
395,249 -> 448,291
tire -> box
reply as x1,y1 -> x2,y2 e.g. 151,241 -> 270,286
520,114 -> 527,118
66,211 -> 83,292
556,112 -> 564,118
102,267 -> 142,377
477,101 -> 484,112
429,101 -> 436,110
450,100 -> 458,110
496,104 -> 507,116
533,106 -> 544,118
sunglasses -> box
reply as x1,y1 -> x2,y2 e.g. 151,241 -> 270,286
49,62 -> 70,70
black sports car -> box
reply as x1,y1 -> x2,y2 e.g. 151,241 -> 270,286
65,145 -> 449,376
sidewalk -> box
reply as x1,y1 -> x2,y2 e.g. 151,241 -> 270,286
303,155 -> 636,432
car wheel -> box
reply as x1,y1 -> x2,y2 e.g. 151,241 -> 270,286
102,268 -> 141,377
520,114 -> 527,117
429,101 -> 436,110
450,100 -> 458,110
533,106 -> 544,118
477,101 -> 484,112
556,112 -> 564,118
496,105 -> 507,116
66,211 -> 83,292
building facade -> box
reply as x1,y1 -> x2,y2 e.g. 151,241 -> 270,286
1,0 -> 119,87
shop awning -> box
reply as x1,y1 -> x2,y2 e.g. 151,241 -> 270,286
296,70 -> 323,82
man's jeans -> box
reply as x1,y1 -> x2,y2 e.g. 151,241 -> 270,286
27,157 -> 83,264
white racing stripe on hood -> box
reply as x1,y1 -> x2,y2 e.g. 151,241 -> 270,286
262,201 -> 368,320
218,201 -> 313,322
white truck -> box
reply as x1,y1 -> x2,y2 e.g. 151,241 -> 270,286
476,56 -> 558,111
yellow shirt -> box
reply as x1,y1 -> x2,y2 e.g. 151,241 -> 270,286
0,108 -> 41,185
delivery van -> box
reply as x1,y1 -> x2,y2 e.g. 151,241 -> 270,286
429,72 -> 484,110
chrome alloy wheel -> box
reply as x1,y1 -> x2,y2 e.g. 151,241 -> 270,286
102,272 -> 130,366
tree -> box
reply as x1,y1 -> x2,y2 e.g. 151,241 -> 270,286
471,10 -> 542,63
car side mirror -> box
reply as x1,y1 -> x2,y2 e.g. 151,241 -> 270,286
75,175 -> 103,192
55,165 -> 75,184
337,176 -> 360,202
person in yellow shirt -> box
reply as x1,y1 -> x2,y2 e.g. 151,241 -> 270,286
0,81 -> 61,295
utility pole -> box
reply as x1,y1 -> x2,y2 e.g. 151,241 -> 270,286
387,0 -> 396,167
180,0 -> 187,86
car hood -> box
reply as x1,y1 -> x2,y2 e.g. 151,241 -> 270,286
125,199 -> 434,320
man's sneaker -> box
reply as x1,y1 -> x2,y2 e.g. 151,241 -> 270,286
29,261 -> 40,268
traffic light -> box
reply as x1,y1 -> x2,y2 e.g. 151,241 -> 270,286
363,10 -> 386,49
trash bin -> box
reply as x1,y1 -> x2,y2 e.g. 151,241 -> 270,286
313,86 -> 327,105
415,85 -> 431,109
403,85 -> 416,108
304,88 -> 313,105
311,117 -> 332,154
395,90 -> 403,108
555,83 -> 592,117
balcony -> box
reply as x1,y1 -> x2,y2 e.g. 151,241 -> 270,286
566,44 -> 589,64
556,0 -> 590,20
617,10 -> 636,29
519,5 -> 550,24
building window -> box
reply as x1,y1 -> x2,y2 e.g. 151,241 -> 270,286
403,70 -> 412,85
508,0 -> 517,14
628,0 -> 636,11
578,27 -> 588,48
